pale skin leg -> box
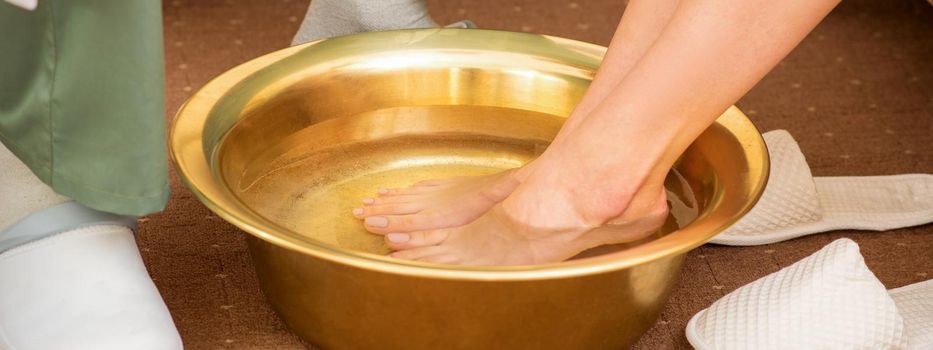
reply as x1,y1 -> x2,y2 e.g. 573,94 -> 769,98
378,0 -> 841,265
353,0 -> 681,230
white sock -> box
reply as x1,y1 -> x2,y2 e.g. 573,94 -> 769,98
292,0 -> 439,46
0,142 -> 69,232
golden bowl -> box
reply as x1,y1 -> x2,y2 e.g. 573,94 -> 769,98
170,29 -> 768,349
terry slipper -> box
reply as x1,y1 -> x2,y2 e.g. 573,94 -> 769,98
686,238 -> 933,350
712,129 -> 933,246
0,203 -> 182,350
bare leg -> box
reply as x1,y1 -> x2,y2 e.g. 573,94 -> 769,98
382,0 -> 840,265
553,0 -> 682,149
355,0 -> 681,231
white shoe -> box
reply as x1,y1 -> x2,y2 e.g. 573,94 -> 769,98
0,224 -> 182,350
686,238 -> 933,349
712,130 -> 933,246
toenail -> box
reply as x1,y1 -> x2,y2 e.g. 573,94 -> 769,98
352,208 -> 363,216
378,188 -> 389,195
387,233 -> 410,243
362,198 -> 375,205
365,216 -> 389,227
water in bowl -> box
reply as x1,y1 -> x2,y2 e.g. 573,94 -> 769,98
231,105 -> 699,259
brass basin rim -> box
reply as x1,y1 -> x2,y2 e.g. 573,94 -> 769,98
170,29 -> 769,281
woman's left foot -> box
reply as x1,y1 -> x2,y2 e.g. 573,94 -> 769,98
355,168 -> 532,234
377,168 -> 669,265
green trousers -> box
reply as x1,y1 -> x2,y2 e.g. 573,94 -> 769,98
0,1 -> 168,216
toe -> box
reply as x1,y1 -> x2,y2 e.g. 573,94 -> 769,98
363,213 -> 446,233
385,230 -> 449,250
388,246 -> 450,260
353,203 -> 424,218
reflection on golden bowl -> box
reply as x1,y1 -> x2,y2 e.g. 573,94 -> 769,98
170,29 -> 768,349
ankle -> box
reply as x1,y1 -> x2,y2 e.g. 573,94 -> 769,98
537,152 -> 669,226
613,185 -> 668,223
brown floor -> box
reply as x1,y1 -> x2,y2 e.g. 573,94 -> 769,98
150,0 -> 933,349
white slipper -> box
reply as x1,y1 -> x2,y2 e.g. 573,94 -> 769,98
890,279 -> 933,348
686,238 -> 932,349
712,130 -> 933,246
0,225 -> 182,350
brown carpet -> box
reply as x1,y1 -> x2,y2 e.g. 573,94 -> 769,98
150,0 -> 933,348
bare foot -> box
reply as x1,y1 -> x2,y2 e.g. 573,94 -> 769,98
353,168 -> 526,234
377,170 -> 669,265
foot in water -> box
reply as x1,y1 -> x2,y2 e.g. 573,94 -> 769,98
353,168 -> 529,234
366,151 -> 671,265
